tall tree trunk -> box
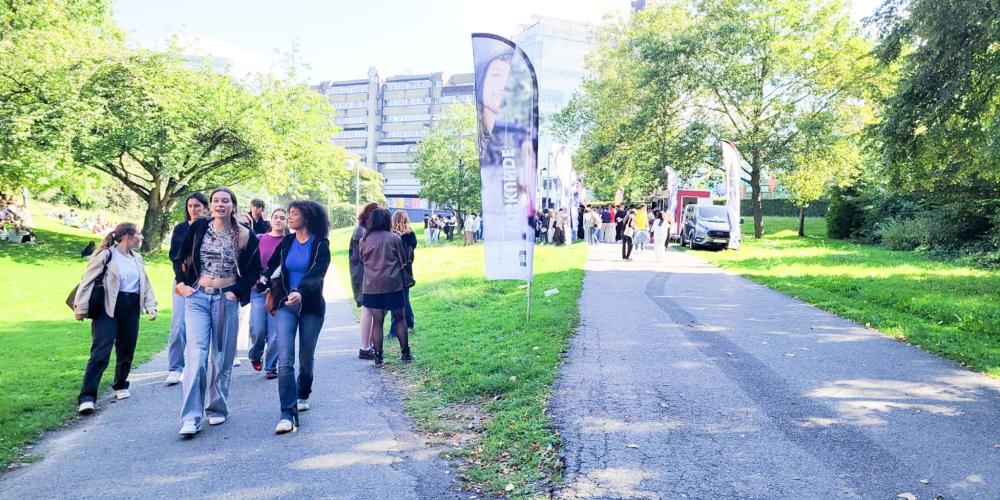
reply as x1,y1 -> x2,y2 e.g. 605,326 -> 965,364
798,206 -> 806,237
140,193 -> 176,253
750,151 -> 763,238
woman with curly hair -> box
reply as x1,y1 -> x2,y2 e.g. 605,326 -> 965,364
264,200 -> 331,434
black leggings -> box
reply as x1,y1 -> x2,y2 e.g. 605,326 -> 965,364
369,307 -> 410,356
79,291 -> 140,403
622,235 -> 633,260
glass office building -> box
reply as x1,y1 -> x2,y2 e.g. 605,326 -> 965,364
513,16 -> 597,208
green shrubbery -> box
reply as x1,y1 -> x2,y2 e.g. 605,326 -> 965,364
328,202 -> 356,229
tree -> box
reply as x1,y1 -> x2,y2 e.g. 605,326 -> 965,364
557,0 -> 873,237
345,166 -> 387,206
871,0 -> 1000,193
0,0 -> 120,192
72,49 -> 349,251
412,103 -> 480,225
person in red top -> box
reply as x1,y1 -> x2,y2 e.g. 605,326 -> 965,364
248,209 -> 287,377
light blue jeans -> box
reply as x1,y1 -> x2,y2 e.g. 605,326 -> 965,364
635,229 -> 649,251
247,289 -> 278,372
166,283 -> 186,373
276,302 -> 324,421
179,287 -> 239,425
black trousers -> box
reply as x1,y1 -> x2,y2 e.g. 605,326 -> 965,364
622,235 -> 633,260
78,291 -> 140,403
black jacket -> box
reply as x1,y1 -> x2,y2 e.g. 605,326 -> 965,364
172,218 -> 261,306
265,234 -> 331,315
168,221 -> 192,262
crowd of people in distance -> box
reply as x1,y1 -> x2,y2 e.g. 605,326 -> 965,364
0,196 -> 37,244
70,190 -> 418,437
537,203 -> 674,262
422,212 -> 482,245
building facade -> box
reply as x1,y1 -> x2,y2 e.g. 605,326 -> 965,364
513,16 -> 597,209
313,69 -> 474,215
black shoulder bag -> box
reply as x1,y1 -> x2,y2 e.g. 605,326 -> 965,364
66,251 -> 112,319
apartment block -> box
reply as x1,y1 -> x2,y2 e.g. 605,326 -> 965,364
314,69 -> 474,215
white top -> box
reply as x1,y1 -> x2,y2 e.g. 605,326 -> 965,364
113,247 -> 141,293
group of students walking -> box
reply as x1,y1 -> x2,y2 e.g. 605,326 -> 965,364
71,188 -> 417,437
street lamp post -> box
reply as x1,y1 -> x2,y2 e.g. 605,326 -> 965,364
348,159 -> 358,213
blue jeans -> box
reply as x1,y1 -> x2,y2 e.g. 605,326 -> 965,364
389,288 -> 414,336
276,302 -> 325,420
247,289 -> 278,372
179,288 -> 239,425
167,284 -> 186,373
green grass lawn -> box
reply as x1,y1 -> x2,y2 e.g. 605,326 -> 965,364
687,217 -> 1000,376
0,217 -> 175,467
330,226 -> 588,497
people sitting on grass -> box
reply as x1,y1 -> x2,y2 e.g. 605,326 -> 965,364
73,223 -> 158,415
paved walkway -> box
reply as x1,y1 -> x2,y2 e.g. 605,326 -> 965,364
0,272 -> 459,499
552,242 -> 1000,499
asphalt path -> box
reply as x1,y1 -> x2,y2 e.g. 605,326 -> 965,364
552,242 -> 1000,499
0,270 -> 460,499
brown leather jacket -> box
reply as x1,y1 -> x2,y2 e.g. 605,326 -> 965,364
359,230 -> 408,295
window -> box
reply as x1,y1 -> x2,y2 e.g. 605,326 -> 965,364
384,114 -> 432,122
335,116 -> 368,125
383,130 -> 426,138
438,94 -> 474,104
332,101 -> 368,110
384,97 -> 432,106
336,130 -> 368,138
346,147 -> 368,156
376,144 -> 416,153
326,84 -> 369,95
384,80 -> 432,91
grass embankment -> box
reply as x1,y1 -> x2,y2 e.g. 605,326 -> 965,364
330,226 -> 587,497
0,217 -> 175,467
689,217 -> 1000,376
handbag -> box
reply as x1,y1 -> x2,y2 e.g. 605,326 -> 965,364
265,270 -> 285,315
401,266 -> 416,289
66,251 -> 111,319
624,226 -> 635,238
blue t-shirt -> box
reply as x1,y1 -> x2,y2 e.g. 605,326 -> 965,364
286,236 -> 314,291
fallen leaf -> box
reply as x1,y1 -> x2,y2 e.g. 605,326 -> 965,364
509,376 -> 517,382
505,483 -> 515,492
896,493 -> 916,500
919,479 -> 929,484
626,443 -> 639,449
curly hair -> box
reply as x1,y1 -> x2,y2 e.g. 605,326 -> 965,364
289,200 -> 330,239
357,202 -> 379,226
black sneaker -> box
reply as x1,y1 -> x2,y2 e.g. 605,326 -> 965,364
401,350 -> 414,363
251,358 -> 263,371
264,370 -> 278,379
358,348 -> 374,360
374,351 -> 384,366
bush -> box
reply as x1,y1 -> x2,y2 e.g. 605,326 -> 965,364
825,187 -> 865,239
329,202 -> 356,229
877,218 -> 922,250
740,198 -> 829,217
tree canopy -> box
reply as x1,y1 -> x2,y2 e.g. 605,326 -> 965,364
555,0 -> 874,237
412,103 -> 481,220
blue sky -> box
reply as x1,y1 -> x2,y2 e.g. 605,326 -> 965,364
112,0 -> 883,84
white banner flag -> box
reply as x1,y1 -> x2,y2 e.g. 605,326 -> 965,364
722,141 -> 742,250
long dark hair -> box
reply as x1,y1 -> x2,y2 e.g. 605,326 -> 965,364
185,192 -> 209,222
289,200 -> 330,239
365,207 -> 391,237
100,222 -> 139,251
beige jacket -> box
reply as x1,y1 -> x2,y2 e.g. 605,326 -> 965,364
74,248 -> 157,317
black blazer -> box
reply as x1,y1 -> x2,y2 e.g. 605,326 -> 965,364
172,218 -> 261,306
265,234 -> 331,315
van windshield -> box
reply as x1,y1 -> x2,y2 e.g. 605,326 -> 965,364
697,206 -> 728,222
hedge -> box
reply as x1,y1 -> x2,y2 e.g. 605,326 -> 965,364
739,199 -> 829,217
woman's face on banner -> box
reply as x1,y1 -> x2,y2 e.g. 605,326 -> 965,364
483,57 -> 511,116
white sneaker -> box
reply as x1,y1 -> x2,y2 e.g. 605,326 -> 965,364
78,401 -> 95,414
233,358 -> 242,367
164,371 -> 182,385
115,389 -> 131,400
274,419 -> 296,434
297,399 -> 310,412
207,416 -> 226,426
179,420 -> 201,436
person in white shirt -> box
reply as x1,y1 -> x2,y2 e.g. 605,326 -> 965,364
650,209 -> 669,263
